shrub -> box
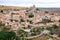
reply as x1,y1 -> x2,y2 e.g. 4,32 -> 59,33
28,25 -> 31,29
28,13 -> 34,18
29,21 -> 33,24
0,10 -> 3,13
20,18 -> 25,22
42,19 -> 53,23
10,19 -> 13,22
36,8 -> 39,10
45,11 -> 48,13
0,21 -> 5,26
58,20 -> 60,22
52,24 -> 59,29
58,34 -> 60,37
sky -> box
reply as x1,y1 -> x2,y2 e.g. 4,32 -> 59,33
0,0 -> 60,7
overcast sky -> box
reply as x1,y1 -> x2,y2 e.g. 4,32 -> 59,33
0,0 -> 60,7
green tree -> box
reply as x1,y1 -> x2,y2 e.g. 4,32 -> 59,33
0,30 -> 16,40
8,31 -> 16,40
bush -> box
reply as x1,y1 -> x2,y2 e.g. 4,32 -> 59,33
36,8 -> 39,10
10,19 -> 13,22
0,10 -> 3,13
27,20 -> 33,24
29,21 -> 33,24
18,30 -> 28,37
45,11 -> 48,13
58,20 -> 60,22
50,32 -> 54,35
20,18 -> 25,22
28,25 -> 31,29
52,25 -> 59,29
42,19 -> 53,23
14,20 -> 18,22
58,34 -> 60,37
0,21 -> 5,26
28,13 -> 34,18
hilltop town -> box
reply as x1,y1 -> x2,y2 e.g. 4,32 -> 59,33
0,5 -> 60,40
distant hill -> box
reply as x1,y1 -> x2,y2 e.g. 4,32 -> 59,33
0,5 -> 27,10
38,8 -> 60,10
